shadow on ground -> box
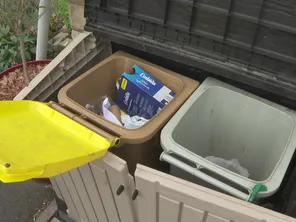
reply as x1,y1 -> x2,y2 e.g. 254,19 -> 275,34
0,180 -> 55,222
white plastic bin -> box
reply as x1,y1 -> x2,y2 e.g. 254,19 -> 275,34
160,77 -> 296,201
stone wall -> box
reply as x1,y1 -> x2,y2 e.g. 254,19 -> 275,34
68,0 -> 86,38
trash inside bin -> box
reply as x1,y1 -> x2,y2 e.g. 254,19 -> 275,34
0,101 -> 119,183
116,64 -> 176,120
160,78 -> 296,201
58,51 -> 199,174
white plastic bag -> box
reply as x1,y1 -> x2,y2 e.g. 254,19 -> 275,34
102,98 -> 123,127
121,115 -> 149,129
86,97 -> 149,129
205,156 -> 250,178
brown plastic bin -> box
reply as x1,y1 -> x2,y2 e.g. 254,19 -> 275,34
58,51 -> 199,174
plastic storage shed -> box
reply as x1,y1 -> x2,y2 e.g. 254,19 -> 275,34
84,0 -> 296,101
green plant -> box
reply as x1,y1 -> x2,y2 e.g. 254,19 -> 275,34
52,0 -> 71,30
0,0 -> 39,83
0,26 -> 36,72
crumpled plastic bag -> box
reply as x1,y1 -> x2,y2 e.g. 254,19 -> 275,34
205,156 -> 250,178
86,96 -> 149,129
102,97 -> 123,126
121,115 -> 149,129
85,96 -> 107,115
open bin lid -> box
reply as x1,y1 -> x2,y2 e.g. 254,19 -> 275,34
85,0 -> 296,100
0,101 -> 119,183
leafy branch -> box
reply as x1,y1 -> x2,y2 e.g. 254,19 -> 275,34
0,0 -> 39,84
0,26 -> 36,72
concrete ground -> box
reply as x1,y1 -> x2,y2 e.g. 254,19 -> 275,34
0,180 -> 55,222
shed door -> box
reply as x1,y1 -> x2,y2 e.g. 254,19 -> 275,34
51,152 -> 137,222
135,164 -> 296,222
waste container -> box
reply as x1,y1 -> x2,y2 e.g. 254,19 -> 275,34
160,77 -> 296,202
58,51 -> 199,174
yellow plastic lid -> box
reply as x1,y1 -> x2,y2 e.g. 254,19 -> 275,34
0,101 -> 119,183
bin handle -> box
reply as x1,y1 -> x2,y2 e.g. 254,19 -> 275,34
160,152 -> 250,201
49,102 -> 120,147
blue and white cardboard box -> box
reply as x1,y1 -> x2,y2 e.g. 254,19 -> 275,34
116,65 -> 175,119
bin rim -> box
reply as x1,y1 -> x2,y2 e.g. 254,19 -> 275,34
58,51 -> 199,144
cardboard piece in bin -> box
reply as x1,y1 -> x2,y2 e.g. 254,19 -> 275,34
116,64 -> 176,119
0,101 -> 119,183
